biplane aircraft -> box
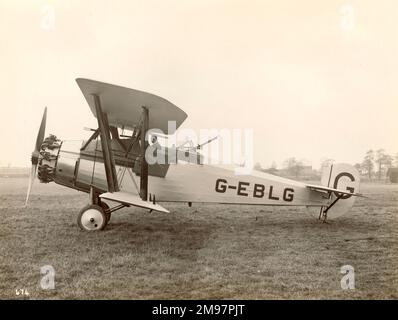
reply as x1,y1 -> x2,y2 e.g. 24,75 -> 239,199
25,78 -> 363,231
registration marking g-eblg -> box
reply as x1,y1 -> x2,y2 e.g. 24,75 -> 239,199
215,178 -> 295,202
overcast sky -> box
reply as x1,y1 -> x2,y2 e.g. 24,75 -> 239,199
0,0 -> 397,169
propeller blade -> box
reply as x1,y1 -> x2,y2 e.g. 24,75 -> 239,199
25,107 -> 47,206
25,164 -> 37,206
35,107 -> 47,152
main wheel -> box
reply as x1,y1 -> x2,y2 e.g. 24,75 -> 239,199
77,204 -> 107,231
100,201 -> 111,224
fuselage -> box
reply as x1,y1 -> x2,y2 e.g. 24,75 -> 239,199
38,137 -> 327,207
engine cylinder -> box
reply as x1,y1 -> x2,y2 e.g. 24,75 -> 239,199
37,135 -> 61,183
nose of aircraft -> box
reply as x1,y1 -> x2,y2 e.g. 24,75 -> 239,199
25,107 -> 47,206
24,107 -> 61,206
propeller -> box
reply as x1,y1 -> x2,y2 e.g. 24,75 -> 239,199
25,107 -> 47,206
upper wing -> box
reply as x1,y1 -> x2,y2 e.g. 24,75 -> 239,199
306,184 -> 365,197
76,78 -> 187,134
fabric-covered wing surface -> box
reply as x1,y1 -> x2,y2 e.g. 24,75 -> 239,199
76,78 -> 187,134
100,192 -> 169,213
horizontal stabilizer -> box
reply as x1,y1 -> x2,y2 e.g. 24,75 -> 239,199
100,192 -> 169,213
306,184 -> 365,197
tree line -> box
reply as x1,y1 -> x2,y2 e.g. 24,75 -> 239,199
356,149 -> 398,180
254,149 -> 398,180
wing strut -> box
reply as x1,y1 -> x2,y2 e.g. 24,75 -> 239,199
80,129 -> 100,151
92,94 -> 119,192
139,106 -> 149,201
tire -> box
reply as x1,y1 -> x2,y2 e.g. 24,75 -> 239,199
77,204 -> 107,231
100,201 -> 111,224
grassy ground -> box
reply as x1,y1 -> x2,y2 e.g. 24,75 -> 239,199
0,178 -> 397,299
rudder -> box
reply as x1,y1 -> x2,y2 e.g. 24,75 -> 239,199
320,163 -> 360,218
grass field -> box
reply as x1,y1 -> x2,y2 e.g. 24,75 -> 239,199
0,177 -> 397,299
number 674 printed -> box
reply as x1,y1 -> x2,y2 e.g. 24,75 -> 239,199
14,265 -> 55,298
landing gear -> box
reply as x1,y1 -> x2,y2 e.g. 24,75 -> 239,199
78,187 -> 126,231
77,187 -> 111,231
77,204 -> 107,231
100,201 -> 111,224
